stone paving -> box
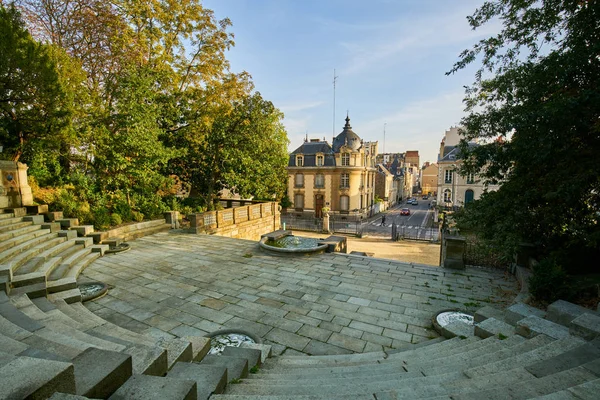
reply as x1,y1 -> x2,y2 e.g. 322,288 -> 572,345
81,232 -> 518,356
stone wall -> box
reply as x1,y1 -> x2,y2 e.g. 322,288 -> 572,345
188,201 -> 280,241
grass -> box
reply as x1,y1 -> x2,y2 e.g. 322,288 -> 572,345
230,378 -> 242,384
498,333 -> 508,340
250,366 -> 260,374
243,253 -> 253,258
463,301 -> 481,308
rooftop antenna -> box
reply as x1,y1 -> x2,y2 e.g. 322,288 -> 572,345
383,122 -> 386,154
333,69 -> 338,142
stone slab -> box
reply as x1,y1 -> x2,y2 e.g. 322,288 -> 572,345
261,230 -> 291,241
441,321 -> 475,339
56,218 -> 79,228
73,347 -> 132,398
42,222 -> 62,233
547,300 -> 598,327
475,317 -> 515,339
570,313 -> 600,340
201,354 -> 249,380
516,315 -> 571,339
505,302 -> 546,326
23,215 -> 45,224
222,346 -> 262,368
525,343 -> 600,378
167,362 -> 227,400
58,230 -> 77,239
0,356 -> 75,400
0,301 -> 45,332
322,235 -> 348,253
473,306 -> 505,324
45,211 -> 64,222
108,374 -> 197,400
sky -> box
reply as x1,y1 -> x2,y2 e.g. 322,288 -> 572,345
203,0 -> 498,164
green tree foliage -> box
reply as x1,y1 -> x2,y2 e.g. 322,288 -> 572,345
0,4 -> 71,161
450,0 -> 600,273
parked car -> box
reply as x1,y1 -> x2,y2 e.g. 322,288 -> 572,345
400,208 -> 410,216
422,195 -> 429,200
412,200 -> 419,205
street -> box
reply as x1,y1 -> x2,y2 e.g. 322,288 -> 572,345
362,199 -> 437,240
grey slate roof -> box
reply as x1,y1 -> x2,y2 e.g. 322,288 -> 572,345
332,116 -> 362,153
439,143 -> 478,162
288,141 -> 336,167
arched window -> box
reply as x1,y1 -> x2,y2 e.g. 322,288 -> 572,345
443,189 -> 452,203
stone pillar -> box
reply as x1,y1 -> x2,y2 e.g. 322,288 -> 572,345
443,236 -> 466,269
164,211 -> 180,229
322,214 -> 330,233
0,161 -> 33,208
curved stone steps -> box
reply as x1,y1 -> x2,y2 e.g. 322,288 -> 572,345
48,247 -> 95,282
64,252 -> 102,280
0,223 -> 39,242
0,230 -> 56,265
0,215 -> 25,227
8,236 -> 67,280
15,239 -> 79,276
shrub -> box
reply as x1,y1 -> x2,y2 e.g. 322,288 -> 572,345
110,213 -> 123,226
92,207 -> 111,230
132,192 -> 169,219
529,257 -> 573,303
132,211 -> 144,222
112,197 -> 133,222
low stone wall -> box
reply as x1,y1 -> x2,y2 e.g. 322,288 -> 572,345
0,161 -> 33,208
188,201 -> 280,241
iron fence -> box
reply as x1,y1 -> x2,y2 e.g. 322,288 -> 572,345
392,224 -> 440,241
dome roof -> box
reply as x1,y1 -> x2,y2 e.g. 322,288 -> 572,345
332,115 -> 362,153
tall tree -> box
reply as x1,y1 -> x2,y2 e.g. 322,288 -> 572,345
449,1 -> 600,269
0,3 -> 70,161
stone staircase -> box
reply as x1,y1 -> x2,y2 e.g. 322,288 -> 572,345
1,206 -> 599,398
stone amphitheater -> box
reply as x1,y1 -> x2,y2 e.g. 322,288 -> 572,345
0,206 -> 599,399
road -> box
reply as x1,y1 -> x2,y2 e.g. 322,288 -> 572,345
362,199 -> 438,240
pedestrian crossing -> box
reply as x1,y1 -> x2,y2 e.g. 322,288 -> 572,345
369,222 -> 421,229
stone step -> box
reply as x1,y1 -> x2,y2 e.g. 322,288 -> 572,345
0,355 -> 75,399
475,317 -> 516,339
505,302 -> 547,326
406,335 -> 526,372
0,300 -> 45,332
108,374 -> 197,400
0,223 -> 39,242
45,211 -> 64,222
547,300 -> 599,327
269,350 -> 386,367
47,277 -> 78,294
452,366 -> 599,400
570,312 -> 600,340
122,223 -> 172,242
25,204 -> 49,215
16,240 -> 79,275
421,335 -> 549,377
72,347 -> 132,398
183,335 -> 211,362
48,247 -> 94,281
64,252 -> 102,280
69,225 -> 94,237
23,214 -> 45,224
164,337 -> 194,370
124,344 -> 168,376
222,346 -> 263,368
9,237 -> 67,278
0,330 -> 30,354
201,354 -> 249,381
0,230 -> 55,268
0,211 -> 17,220
517,315 -> 571,339
244,369 -> 427,386
10,282 -> 47,299
56,218 -> 79,228
0,313 -> 33,341
3,207 -> 27,217
240,342 -> 273,363
525,342 -> 600,378
464,335 -> 586,378
47,288 -> 82,304
212,395 -> 375,400
167,362 -> 228,400
0,216 -> 25,227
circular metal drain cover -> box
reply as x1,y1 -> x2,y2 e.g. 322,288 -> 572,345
78,282 -> 108,302
435,311 -> 474,327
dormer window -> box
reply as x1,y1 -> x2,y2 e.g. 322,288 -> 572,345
296,156 -> 303,167
341,153 -> 350,166
316,155 -> 324,167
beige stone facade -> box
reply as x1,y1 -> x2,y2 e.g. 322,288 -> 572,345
421,163 -> 438,196
286,116 -> 378,218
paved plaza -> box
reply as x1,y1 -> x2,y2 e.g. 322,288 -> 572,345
82,231 -> 518,356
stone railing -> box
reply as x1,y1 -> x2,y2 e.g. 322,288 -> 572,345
188,201 -> 280,241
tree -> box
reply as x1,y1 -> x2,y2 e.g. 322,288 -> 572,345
449,1 -> 600,271
0,4 -> 70,161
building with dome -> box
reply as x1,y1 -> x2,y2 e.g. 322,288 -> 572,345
286,116 -> 378,218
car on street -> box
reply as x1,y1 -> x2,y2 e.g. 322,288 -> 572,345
412,200 -> 419,205
400,208 -> 410,215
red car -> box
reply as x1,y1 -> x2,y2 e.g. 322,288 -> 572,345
400,208 -> 410,216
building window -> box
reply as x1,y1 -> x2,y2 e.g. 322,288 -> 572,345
316,155 -> 323,167
294,194 -> 304,209
465,189 -> 474,204
360,174 -> 364,189
295,173 -> 304,188
296,156 -> 303,167
341,173 -> 350,188
466,173 -> 475,184
444,169 -> 453,184
341,153 -> 350,166
340,195 -> 349,211
443,189 -> 452,203
315,174 -> 324,188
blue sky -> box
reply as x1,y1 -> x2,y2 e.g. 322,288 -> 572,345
204,0 -> 497,164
